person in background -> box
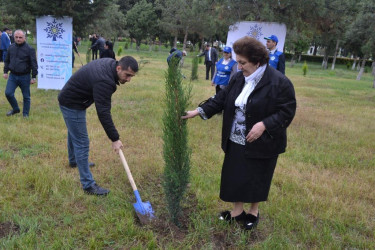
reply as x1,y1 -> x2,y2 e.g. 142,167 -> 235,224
3,30 -> 38,118
8,29 -> 14,44
198,44 -> 218,80
211,46 -> 237,95
72,36 -> 79,68
100,41 -> 116,59
1,27 -> 12,61
90,33 -> 98,60
167,48 -> 187,66
58,56 -> 138,196
182,36 -> 296,231
264,35 -> 285,75
90,34 -> 105,58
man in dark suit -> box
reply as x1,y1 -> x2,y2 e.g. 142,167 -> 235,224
198,44 -> 218,80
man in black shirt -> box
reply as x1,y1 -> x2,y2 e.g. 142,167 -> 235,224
3,29 -> 38,117
58,56 -> 138,196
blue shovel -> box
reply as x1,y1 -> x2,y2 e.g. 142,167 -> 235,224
119,149 -> 155,223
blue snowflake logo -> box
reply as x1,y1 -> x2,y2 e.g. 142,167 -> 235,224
44,19 -> 65,41
247,24 -> 263,40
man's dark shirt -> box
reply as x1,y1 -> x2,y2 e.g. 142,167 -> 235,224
4,42 -> 38,78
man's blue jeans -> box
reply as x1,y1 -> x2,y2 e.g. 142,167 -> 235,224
60,105 -> 95,189
5,74 -> 31,116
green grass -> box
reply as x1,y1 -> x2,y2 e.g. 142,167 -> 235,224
0,51 -> 374,249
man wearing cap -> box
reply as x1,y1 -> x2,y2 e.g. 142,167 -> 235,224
167,48 -> 187,66
198,44 -> 218,80
264,35 -> 285,75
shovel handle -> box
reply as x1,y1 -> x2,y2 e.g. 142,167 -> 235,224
119,149 -> 138,192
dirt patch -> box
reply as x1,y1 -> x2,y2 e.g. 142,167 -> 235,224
0,221 -> 20,238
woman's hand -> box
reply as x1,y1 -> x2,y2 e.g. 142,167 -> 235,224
181,109 -> 199,119
246,122 -> 266,143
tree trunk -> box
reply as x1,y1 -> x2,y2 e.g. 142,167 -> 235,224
331,39 -> 340,70
371,61 -> 375,76
298,54 -> 301,62
201,37 -> 205,51
313,45 -> 318,56
173,36 -> 177,48
290,53 -> 296,68
373,76 -> 375,88
352,56 -> 357,70
182,27 -> 188,51
322,48 -> 328,69
356,56 -> 367,81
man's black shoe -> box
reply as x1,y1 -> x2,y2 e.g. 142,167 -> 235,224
83,184 -> 110,196
6,110 -> 20,116
69,162 -> 95,168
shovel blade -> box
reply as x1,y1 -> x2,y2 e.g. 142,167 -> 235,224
133,190 -> 155,224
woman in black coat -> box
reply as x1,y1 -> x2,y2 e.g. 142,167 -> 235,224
182,36 -> 296,230
100,41 -> 116,59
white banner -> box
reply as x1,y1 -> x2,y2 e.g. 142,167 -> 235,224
226,21 -> 287,60
36,16 -> 72,90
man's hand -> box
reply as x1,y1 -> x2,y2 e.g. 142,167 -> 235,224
30,78 -> 36,84
112,140 -> 123,153
3,74 -> 8,80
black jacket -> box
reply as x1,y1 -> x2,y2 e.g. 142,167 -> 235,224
200,66 -> 296,158
4,42 -> 38,78
198,47 -> 218,65
58,58 -> 121,142
100,49 -> 115,59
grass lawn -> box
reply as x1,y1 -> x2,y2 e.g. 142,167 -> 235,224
0,47 -> 374,249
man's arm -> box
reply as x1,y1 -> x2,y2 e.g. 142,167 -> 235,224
278,53 -> 286,75
29,47 -> 38,78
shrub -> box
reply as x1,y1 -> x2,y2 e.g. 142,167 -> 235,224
302,61 -> 308,76
117,47 -> 123,56
191,56 -> 199,80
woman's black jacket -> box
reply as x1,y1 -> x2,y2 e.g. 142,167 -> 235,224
200,66 -> 296,159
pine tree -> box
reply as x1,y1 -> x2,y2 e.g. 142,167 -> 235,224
191,56 -> 199,81
162,57 -> 192,225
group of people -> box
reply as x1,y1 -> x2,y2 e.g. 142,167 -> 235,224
89,33 -> 115,60
2,28 -> 295,232
200,35 -> 285,96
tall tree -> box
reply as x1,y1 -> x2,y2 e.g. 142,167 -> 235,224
126,0 -> 158,50
1,0 -> 113,36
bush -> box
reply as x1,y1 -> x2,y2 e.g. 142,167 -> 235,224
191,56 -> 199,80
117,47 -> 123,56
124,42 -> 129,50
302,61 -> 308,76
86,48 -> 91,64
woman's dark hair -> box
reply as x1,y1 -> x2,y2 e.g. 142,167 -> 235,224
118,56 -> 139,73
105,40 -> 113,50
233,36 -> 269,66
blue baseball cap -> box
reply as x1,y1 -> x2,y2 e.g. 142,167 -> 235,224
264,35 -> 278,43
223,46 -> 232,53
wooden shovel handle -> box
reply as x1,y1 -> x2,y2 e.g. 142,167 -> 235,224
119,149 -> 137,192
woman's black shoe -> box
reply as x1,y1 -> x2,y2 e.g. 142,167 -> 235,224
244,212 -> 259,230
219,210 -> 247,222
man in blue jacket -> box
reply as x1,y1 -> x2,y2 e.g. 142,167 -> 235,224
264,35 -> 285,75
1,27 -> 12,61
58,56 -> 138,196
